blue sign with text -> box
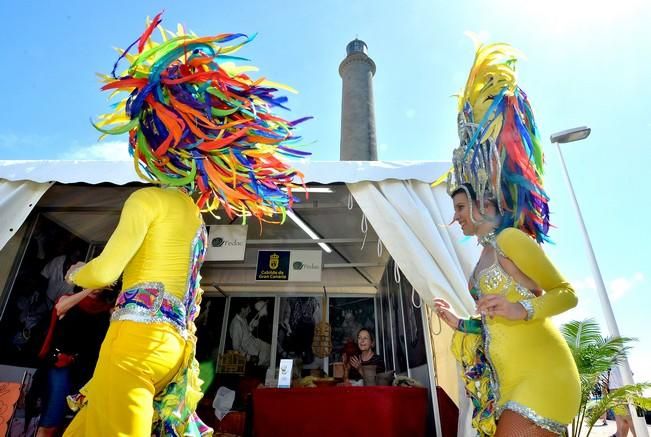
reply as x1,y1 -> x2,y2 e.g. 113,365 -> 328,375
256,251 -> 290,281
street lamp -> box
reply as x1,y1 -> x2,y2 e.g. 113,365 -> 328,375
552,127 -> 647,436
550,126 -> 591,144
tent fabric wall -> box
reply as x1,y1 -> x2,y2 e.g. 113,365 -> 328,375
0,179 -> 52,251
348,179 -> 480,436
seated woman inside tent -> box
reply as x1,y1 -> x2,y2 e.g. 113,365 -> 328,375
346,328 -> 385,382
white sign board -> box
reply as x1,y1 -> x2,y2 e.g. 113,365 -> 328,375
278,359 -> 293,388
289,250 -> 323,282
205,225 -> 248,261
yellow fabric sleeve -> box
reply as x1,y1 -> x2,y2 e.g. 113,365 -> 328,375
496,228 -> 577,320
70,189 -> 158,289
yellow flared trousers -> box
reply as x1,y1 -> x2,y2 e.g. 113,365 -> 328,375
63,320 -> 185,437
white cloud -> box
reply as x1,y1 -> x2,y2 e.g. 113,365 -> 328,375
464,30 -> 491,45
572,276 -> 596,292
609,273 -> 645,302
555,272 -> 646,328
553,304 -> 593,327
628,349 -> 651,396
570,273 -> 645,302
60,141 -> 131,161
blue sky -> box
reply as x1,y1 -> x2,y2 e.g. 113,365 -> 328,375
1,1 -> 649,384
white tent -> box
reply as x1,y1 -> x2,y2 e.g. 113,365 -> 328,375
0,159 -> 480,436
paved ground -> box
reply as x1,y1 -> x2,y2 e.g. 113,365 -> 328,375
585,419 -> 651,436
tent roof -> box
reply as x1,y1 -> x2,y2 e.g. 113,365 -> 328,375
0,160 -> 449,185
0,160 -> 451,296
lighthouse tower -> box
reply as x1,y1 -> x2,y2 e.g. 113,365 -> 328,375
339,39 -> 377,161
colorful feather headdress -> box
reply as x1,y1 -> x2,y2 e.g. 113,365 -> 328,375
446,41 -> 550,242
94,13 -> 311,223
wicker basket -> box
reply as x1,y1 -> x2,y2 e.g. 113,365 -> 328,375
312,288 -> 332,358
218,350 -> 247,374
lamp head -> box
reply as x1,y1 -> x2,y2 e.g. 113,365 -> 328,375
550,126 -> 591,144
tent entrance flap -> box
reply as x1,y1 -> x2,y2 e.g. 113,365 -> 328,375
348,179 -> 481,437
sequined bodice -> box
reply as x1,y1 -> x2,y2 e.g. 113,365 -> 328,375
470,261 -> 536,302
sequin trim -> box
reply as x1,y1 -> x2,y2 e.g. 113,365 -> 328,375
478,231 -> 497,247
497,401 -> 567,435
111,282 -> 188,338
181,224 -> 207,326
515,283 -> 536,299
520,299 -> 535,321
474,262 -> 536,299
482,315 -> 501,402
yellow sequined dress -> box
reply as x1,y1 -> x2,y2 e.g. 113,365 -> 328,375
452,228 -> 580,435
63,187 -> 211,437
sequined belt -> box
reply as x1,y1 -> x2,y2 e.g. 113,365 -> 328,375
111,283 -> 187,338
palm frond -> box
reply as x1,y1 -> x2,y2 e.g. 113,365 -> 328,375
562,319 -> 639,437
584,383 -> 651,429
562,319 -> 603,349
562,319 -> 636,376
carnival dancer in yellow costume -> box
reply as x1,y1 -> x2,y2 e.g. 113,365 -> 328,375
62,12 -> 309,437
433,41 -> 580,436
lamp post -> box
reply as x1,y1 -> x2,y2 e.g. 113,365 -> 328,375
552,127 -> 647,436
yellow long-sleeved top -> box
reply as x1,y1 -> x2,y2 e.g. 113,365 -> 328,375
70,187 -> 202,299
496,227 -> 578,320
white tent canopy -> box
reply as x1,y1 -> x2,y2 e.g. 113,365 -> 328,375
0,159 -> 477,435
0,160 -> 476,303
0,159 -> 448,185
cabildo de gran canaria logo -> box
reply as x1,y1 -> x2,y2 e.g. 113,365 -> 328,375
269,253 -> 280,270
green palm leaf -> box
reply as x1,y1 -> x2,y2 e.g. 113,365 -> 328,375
583,383 -> 651,436
561,319 -> 640,437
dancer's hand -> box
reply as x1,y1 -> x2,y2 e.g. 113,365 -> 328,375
349,355 -> 362,369
476,295 -> 527,320
433,298 -> 460,329
65,262 -> 86,284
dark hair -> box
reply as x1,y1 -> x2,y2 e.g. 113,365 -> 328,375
451,182 -> 478,202
451,182 -> 498,210
233,301 -> 252,314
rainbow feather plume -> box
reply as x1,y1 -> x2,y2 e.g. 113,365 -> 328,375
94,12 -> 311,223
459,41 -> 550,243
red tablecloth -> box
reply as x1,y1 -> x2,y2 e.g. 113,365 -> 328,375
252,386 -> 428,437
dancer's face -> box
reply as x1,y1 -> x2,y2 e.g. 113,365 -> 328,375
452,191 -> 476,236
452,191 -> 499,236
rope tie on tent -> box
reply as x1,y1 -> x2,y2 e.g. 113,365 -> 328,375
347,193 -> 354,210
428,305 -> 442,337
360,214 -> 368,250
424,305 -> 442,387
411,286 -> 421,309
377,239 -> 383,257
393,261 -> 401,283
